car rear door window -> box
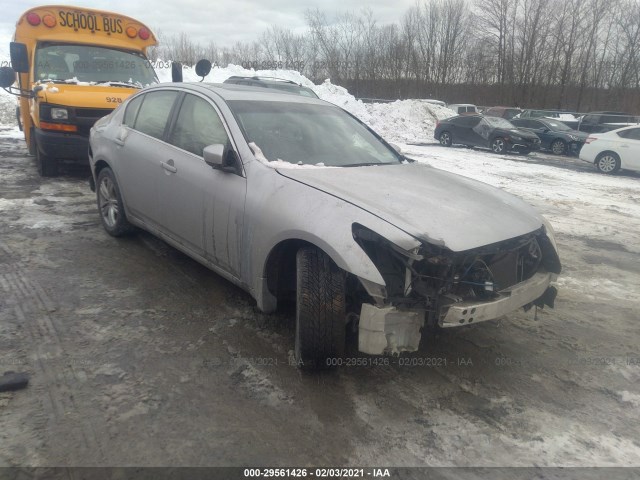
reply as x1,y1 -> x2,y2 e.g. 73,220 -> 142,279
617,128 -> 640,140
457,116 -> 481,127
168,94 -> 229,157
133,90 -> 179,140
123,94 -> 144,127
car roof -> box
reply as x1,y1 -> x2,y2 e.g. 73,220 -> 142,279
142,82 -> 327,105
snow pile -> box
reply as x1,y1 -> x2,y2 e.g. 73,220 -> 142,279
157,62 -> 453,143
366,100 -> 455,143
0,92 -> 16,126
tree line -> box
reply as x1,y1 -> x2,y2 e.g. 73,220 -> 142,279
150,0 -> 640,113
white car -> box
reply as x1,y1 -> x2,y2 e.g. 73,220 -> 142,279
579,125 -> 640,174
447,103 -> 478,115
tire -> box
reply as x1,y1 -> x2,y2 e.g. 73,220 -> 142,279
439,131 -> 452,147
491,137 -> 506,154
295,246 -> 346,371
96,167 -> 134,236
550,139 -> 567,156
34,138 -> 58,177
595,152 -> 621,174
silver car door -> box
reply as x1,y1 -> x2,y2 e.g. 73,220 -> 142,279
163,93 -> 247,276
117,90 -> 180,228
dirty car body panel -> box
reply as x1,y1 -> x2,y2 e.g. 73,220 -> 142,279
89,83 -> 561,362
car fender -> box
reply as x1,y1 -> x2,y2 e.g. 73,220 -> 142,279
242,160 -> 421,312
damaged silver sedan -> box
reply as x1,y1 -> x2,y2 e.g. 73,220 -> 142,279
88,83 -> 561,370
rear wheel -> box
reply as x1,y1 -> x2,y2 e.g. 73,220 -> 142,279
439,131 -> 452,147
550,139 -> 567,156
491,137 -> 506,154
595,152 -> 621,174
295,246 -> 346,371
96,167 -> 134,236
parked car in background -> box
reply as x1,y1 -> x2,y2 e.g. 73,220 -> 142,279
485,106 -> 522,120
447,104 -> 479,115
511,118 -> 588,156
579,125 -> 640,174
435,115 -> 541,154
89,83 -> 560,370
223,76 -> 319,98
516,109 -> 580,129
577,112 -> 639,134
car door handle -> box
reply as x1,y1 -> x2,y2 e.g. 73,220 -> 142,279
620,144 -> 629,148
161,161 -> 177,173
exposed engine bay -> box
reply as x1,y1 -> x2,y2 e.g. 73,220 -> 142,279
352,224 -> 561,354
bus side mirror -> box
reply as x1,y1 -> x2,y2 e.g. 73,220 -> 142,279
171,62 -> 183,83
0,67 -> 16,89
195,59 -> 212,81
10,42 -> 29,73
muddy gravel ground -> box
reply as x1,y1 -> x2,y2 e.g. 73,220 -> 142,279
1,127 -> 639,471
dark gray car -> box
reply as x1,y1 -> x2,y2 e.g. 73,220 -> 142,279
511,118 -> 589,156
89,83 -> 560,370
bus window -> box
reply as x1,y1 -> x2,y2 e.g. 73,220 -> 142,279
34,43 -> 157,86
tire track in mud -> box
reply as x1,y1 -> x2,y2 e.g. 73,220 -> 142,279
0,239 -> 105,462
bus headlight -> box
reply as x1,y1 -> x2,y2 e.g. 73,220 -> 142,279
50,107 -> 68,120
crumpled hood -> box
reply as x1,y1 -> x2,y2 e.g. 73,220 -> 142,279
277,162 -> 543,252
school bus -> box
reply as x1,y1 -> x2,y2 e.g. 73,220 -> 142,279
0,5 -> 164,176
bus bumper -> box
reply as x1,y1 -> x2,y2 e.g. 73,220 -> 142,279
35,129 -> 89,163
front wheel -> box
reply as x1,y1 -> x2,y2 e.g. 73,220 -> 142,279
96,167 -> 134,236
35,139 -> 58,177
295,246 -> 346,371
439,131 -> 452,147
491,137 -> 506,154
550,139 -> 567,156
595,152 -> 621,174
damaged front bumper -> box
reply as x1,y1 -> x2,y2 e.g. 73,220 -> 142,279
358,270 -> 557,355
439,270 -> 556,327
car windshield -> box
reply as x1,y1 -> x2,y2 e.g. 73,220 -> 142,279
34,43 -> 158,86
482,116 -> 516,129
228,101 -> 402,167
543,120 -> 571,131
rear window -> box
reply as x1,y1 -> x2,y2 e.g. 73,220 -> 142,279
133,90 -> 178,140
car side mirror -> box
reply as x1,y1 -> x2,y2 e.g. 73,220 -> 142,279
10,42 -> 29,73
204,144 -> 237,173
0,66 -> 16,89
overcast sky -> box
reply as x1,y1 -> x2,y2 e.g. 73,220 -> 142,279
0,0 -> 416,50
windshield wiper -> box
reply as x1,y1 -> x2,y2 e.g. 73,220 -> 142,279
341,162 -> 396,168
38,79 -> 71,84
100,80 -> 142,88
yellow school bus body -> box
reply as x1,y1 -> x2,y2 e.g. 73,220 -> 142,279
12,5 -> 158,173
